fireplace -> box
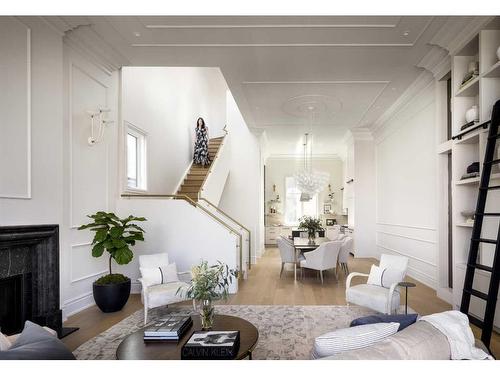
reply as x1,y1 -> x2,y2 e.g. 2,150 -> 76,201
0,225 -> 62,336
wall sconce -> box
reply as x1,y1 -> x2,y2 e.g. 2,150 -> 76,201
87,108 -> 114,146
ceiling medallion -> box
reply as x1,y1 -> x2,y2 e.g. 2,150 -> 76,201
282,94 -> 343,120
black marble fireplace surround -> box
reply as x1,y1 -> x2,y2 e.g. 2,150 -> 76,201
0,225 -> 63,336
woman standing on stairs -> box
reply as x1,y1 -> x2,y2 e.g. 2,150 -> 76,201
193,117 -> 211,167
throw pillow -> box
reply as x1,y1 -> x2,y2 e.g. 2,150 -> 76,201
312,322 -> 400,359
0,321 -> 75,360
350,314 -> 418,331
366,264 -> 384,286
0,331 -> 12,351
140,262 -> 180,286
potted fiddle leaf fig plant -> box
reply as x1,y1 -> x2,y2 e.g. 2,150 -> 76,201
78,211 -> 146,313
298,215 -> 324,242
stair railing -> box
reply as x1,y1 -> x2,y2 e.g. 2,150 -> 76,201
121,193 -> 243,276
198,197 -> 252,271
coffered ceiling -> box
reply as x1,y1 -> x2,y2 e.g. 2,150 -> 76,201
43,15 -> 495,155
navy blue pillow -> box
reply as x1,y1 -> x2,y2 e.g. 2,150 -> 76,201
350,314 -> 418,331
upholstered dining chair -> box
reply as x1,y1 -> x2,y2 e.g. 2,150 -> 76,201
277,236 -> 303,278
338,236 -> 353,274
345,254 -> 409,314
299,241 -> 341,284
138,252 -> 192,325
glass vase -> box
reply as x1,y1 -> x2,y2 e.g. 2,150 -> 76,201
197,299 -> 215,330
308,229 -> 316,242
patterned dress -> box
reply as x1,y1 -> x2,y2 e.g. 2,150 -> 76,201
193,126 -> 211,166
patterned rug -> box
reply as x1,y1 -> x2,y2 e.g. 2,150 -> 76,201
74,304 -> 401,360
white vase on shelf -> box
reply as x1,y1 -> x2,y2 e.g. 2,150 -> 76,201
465,105 -> 479,123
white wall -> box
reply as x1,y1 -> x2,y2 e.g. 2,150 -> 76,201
121,67 -> 228,194
218,92 -> 264,262
117,198 -> 239,293
374,81 -> 438,288
0,17 -> 63,226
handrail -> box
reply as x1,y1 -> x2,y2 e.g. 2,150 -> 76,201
198,197 -> 252,271
120,193 -> 243,275
199,133 -> 227,195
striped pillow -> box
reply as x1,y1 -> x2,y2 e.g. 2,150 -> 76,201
311,322 -> 400,359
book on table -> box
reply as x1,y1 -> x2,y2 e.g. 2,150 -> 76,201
181,331 -> 240,359
143,314 -> 192,341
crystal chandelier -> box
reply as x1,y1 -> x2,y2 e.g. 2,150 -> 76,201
294,132 -> 330,198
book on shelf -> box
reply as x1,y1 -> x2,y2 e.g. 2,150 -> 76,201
181,331 -> 240,360
460,120 -> 478,131
460,172 -> 480,180
144,314 -> 192,341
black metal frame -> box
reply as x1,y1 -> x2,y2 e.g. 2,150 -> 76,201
451,120 -> 491,140
460,100 -> 500,349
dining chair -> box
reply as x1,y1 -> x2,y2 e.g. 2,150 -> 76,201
338,236 -> 353,273
299,241 -> 341,284
277,236 -> 304,278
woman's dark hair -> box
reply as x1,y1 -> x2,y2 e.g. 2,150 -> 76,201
196,117 -> 206,129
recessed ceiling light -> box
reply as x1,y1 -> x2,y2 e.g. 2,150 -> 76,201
134,32 -> 141,37
403,31 -> 410,36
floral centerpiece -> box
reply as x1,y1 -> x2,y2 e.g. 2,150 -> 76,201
177,260 -> 237,330
298,215 -> 324,241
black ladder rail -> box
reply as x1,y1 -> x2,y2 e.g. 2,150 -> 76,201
460,99 -> 500,349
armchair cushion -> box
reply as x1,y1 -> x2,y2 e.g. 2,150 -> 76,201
0,332 -> 11,351
146,281 -> 189,308
312,322 -> 400,359
350,314 -> 418,331
346,284 -> 400,314
140,262 -> 180,286
367,265 -> 405,289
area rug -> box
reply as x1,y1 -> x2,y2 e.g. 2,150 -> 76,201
73,304 -> 403,360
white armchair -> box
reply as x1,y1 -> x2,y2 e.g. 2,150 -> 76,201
139,252 -> 191,325
338,236 -> 353,274
299,241 -> 341,284
277,236 -> 303,278
345,254 -> 409,314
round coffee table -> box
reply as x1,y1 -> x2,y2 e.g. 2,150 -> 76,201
116,314 -> 259,360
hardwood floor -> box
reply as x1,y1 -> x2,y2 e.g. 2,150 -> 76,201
62,247 -> 499,357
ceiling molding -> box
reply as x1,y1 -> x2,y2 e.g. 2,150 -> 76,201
145,24 -> 399,30
131,43 -> 415,48
350,127 -> 373,141
416,45 -> 450,80
370,70 -> 434,133
242,80 -> 390,85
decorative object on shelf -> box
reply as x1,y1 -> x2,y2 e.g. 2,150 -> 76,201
177,260 -> 237,330
323,204 -> 332,214
460,210 -> 475,225
87,108 -> 114,146
460,162 -> 480,180
298,215 -> 324,242
326,219 -> 336,226
460,120 -> 477,131
78,211 -> 146,312
465,105 -> 479,123
460,62 -> 479,88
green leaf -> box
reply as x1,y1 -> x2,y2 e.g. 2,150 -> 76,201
110,226 -> 124,239
113,246 -> 133,265
112,238 -> 127,248
91,243 -> 105,258
103,240 -> 114,249
95,229 -> 107,243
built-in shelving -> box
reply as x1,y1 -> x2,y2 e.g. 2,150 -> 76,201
456,222 -> 474,228
456,76 -> 480,97
483,61 -> 500,78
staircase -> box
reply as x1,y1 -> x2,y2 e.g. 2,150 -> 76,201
177,136 -> 224,200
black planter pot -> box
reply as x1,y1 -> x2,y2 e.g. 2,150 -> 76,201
92,279 -> 131,313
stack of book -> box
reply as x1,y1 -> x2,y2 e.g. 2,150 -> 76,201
143,314 -> 192,342
181,331 -> 240,360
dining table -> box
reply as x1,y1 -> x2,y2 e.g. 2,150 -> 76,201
292,237 -> 330,281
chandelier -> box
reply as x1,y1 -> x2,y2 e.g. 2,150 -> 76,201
294,132 -> 330,198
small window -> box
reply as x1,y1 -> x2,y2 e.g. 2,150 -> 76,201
125,122 -> 147,191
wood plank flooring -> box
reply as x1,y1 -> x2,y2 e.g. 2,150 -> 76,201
62,247 -> 499,357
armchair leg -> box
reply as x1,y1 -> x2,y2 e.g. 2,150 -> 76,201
144,306 -> 148,326
320,270 -> 324,284
280,262 -> 284,278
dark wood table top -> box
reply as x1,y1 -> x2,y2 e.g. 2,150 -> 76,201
116,314 -> 259,360
293,237 -> 329,250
